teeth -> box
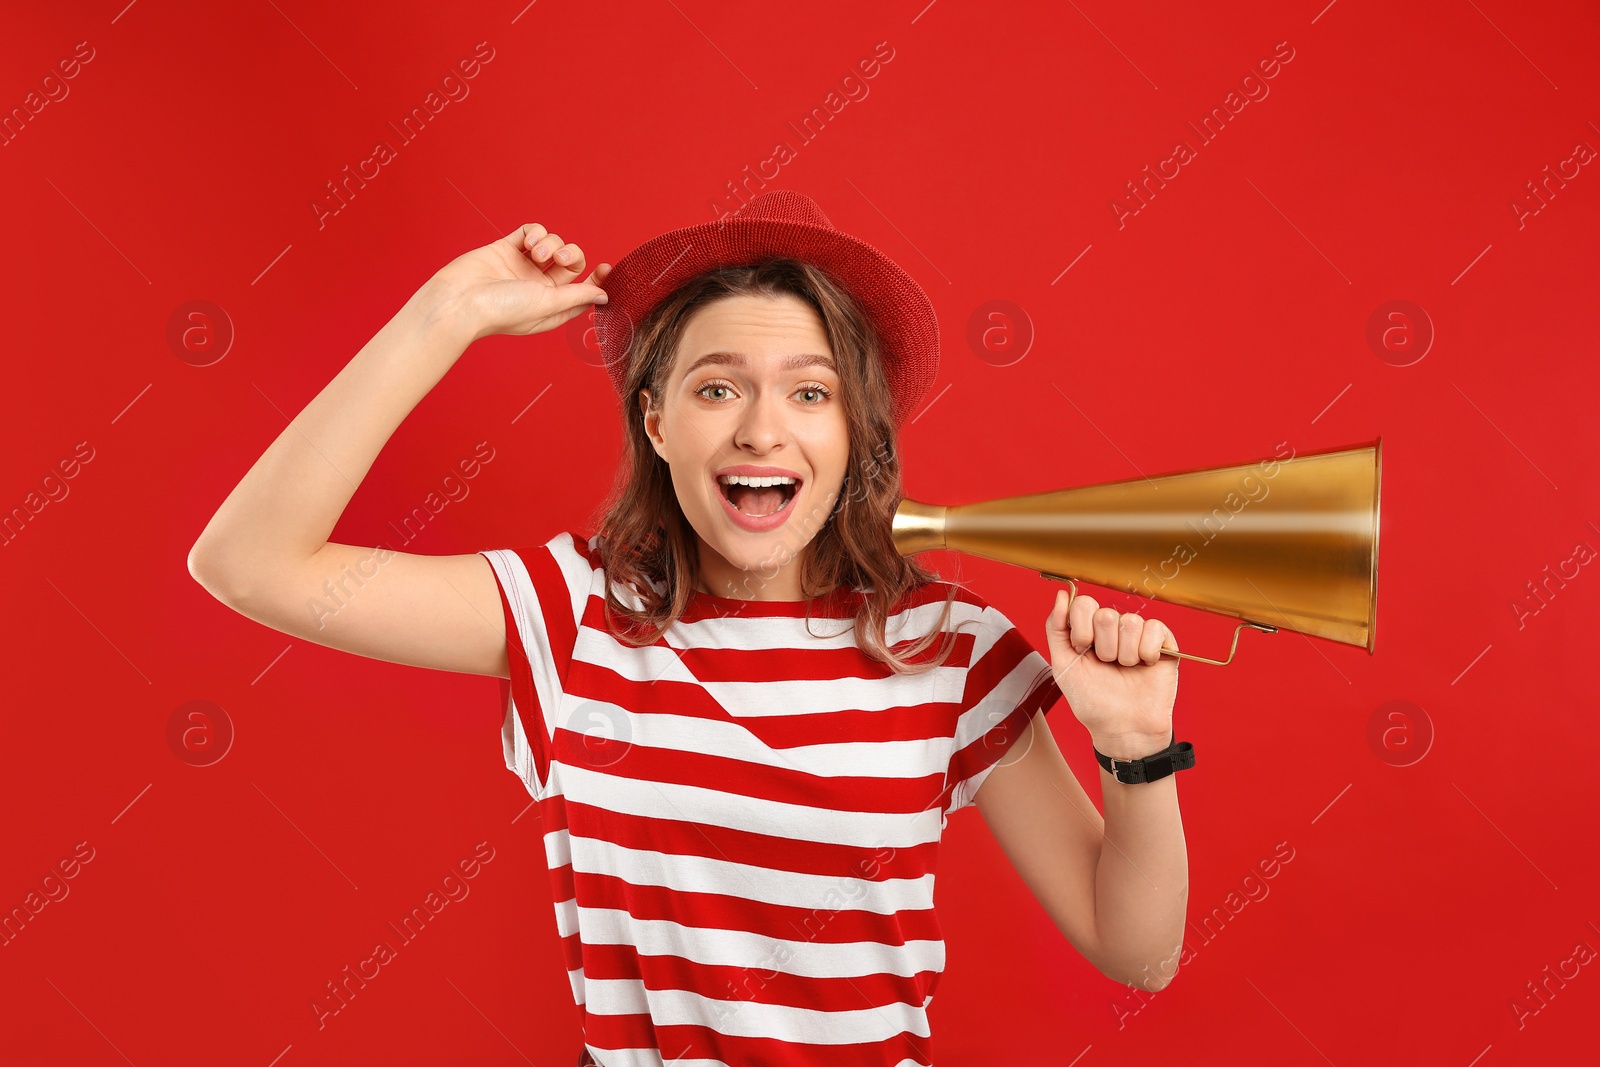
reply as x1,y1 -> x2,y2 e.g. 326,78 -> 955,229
717,474 -> 798,488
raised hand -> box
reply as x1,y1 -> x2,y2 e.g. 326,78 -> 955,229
426,222 -> 611,343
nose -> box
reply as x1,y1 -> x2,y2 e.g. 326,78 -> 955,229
733,387 -> 789,453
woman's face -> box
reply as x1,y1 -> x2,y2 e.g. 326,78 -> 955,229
640,292 -> 850,600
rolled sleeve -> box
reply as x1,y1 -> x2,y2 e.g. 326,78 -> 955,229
479,533 -> 587,801
944,608 -> 1062,817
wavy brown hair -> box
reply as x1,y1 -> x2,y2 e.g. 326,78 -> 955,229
588,258 -> 969,675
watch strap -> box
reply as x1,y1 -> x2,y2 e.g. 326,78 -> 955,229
1094,732 -> 1195,784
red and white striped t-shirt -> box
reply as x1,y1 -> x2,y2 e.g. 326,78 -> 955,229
481,530 -> 1061,1067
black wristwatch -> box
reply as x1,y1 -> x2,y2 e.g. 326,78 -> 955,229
1094,732 -> 1195,784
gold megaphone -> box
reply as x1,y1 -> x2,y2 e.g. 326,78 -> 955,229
892,439 -> 1382,666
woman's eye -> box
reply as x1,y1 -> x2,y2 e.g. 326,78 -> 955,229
695,381 -> 735,402
797,384 -> 832,404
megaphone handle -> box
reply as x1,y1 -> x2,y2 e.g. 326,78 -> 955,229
1041,573 -> 1279,667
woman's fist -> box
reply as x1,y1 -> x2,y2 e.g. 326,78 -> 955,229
425,222 -> 611,343
1044,588 -> 1180,759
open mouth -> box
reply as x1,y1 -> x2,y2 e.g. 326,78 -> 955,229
718,477 -> 800,519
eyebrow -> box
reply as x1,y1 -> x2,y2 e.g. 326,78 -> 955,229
681,351 -> 838,379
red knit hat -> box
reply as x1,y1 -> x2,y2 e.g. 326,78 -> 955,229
593,190 -> 939,429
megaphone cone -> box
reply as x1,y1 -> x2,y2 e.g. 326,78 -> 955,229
892,439 -> 1382,666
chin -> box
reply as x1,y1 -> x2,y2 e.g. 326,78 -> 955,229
694,519 -> 811,581
709,535 -> 788,572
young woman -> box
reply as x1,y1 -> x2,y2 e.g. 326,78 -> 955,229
189,191 -> 1189,1066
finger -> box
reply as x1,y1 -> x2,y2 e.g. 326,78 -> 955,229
544,241 -> 587,284
526,232 -> 566,269
504,222 -> 548,254
1117,613 -> 1144,666
582,262 -> 613,288
1046,589 -> 1070,634
1092,607 -> 1120,662
541,278 -> 611,315
1044,589 -> 1074,662
1139,618 -> 1174,664
1068,593 -> 1099,654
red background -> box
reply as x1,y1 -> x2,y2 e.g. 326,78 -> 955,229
3,1 -> 1597,1064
